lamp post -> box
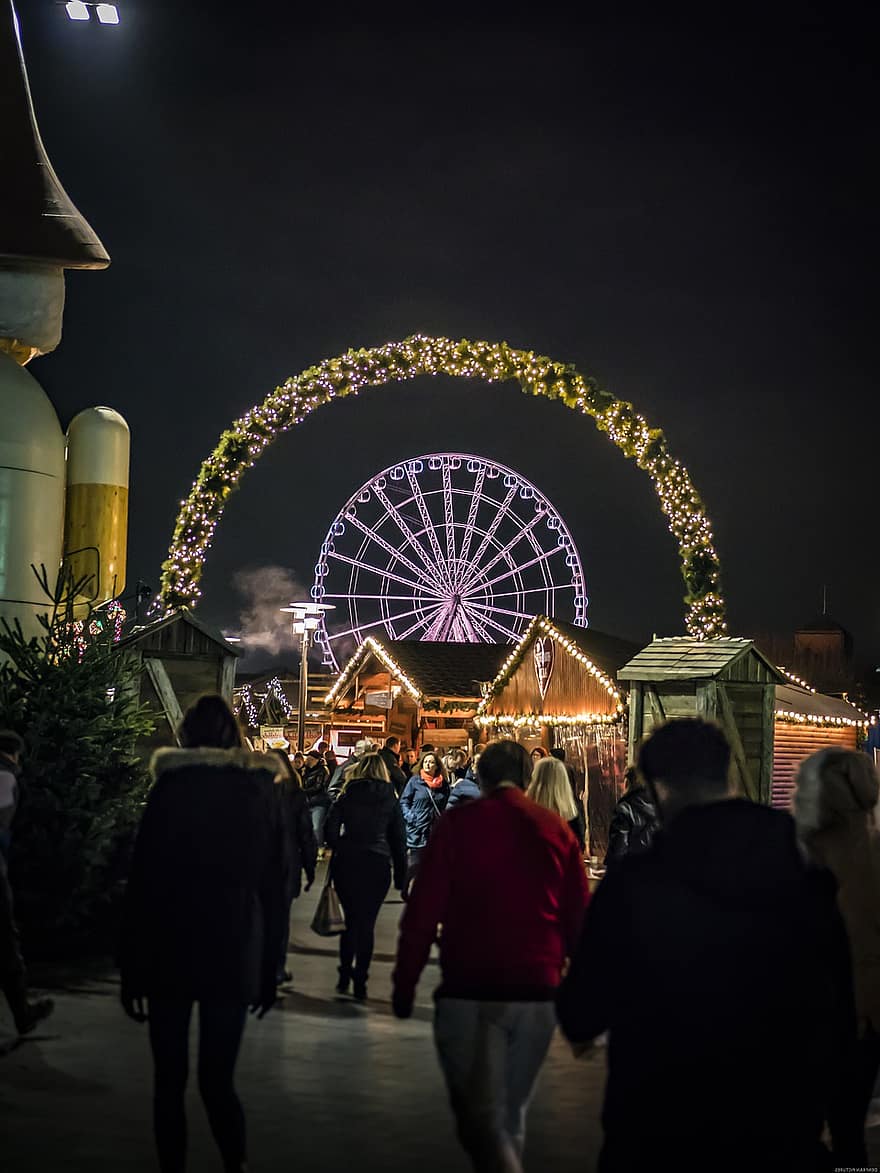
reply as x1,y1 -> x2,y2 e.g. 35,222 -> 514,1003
280,602 -> 334,752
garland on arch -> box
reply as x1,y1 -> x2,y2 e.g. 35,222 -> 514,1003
160,336 -> 726,638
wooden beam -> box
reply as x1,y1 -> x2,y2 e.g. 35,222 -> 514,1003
628,684 -> 644,763
759,683 -> 775,806
144,657 -> 183,744
219,655 -> 236,702
716,682 -> 756,801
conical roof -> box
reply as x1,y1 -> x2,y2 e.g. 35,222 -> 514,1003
0,2 -> 109,269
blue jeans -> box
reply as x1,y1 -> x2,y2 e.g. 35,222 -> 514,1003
310,804 -> 329,846
434,998 -> 556,1172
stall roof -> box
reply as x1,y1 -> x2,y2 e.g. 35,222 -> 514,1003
117,609 -> 242,655
618,637 -> 781,682
326,636 -> 509,707
775,683 -> 869,728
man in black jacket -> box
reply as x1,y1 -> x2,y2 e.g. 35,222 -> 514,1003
556,718 -> 855,1173
379,736 -> 409,797
605,767 -> 658,863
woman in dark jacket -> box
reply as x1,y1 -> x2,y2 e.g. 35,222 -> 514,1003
324,753 -> 406,1000
271,750 -> 318,986
399,751 -> 450,898
119,695 -> 286,1173
606,767 -> 659,864
527,756 -> 586,851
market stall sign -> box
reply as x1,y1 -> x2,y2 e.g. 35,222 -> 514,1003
365,690 -> 393,709
533,637 -> 555,700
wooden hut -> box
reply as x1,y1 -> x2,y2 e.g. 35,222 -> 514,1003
618,637 -> 783,804
475,616 -> 639,857
325,637 -> 509,750
118,611 -> 240,754
771,681 -> 869,808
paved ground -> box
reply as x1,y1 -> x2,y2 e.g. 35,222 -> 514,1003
0,860 -> 605,1172
4,861 -> 880,1172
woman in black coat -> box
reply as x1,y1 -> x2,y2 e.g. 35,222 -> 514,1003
324,752 -> 407,1000
271,750 -> 318,986
119,695 -> 286,1173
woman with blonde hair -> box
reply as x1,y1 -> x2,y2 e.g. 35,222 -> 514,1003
528,755 -> 585,850
324,751 -> 407,1000
793,747 -> 880,1165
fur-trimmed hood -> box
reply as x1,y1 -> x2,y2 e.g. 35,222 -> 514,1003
150,746 -> 284,783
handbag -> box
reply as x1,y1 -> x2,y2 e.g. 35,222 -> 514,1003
311,878 -> 346,936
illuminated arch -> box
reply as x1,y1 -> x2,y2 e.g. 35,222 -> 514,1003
160,335 -> 726,637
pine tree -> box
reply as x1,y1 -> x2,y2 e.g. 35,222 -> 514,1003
0,567 -> 154,954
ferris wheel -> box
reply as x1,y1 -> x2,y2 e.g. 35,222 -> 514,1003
311,453 -> 587,670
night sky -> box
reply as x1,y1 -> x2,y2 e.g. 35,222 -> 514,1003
16,3 -> 879,669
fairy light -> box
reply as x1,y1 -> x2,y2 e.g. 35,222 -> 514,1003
775,710 -> 869,730
325,636 -> 422,707
776,666 -> 816,693
267,676 -> 294,719
235,684 -> 259,727
158,336 -> 726,639
475,712 -> 621,729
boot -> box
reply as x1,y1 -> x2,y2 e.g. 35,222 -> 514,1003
2,972 -> 54,1035
352,969 -> 368,1001
336,966 -> 351,995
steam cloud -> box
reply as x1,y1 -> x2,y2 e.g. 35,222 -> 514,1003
233,565 -> 311,657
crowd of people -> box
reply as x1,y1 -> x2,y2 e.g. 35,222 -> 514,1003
3,703 -> 880,1173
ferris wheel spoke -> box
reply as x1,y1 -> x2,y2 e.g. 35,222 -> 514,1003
442,463 -> 457,568
327,602 -> 443,643
342,510 -> 437,588
462,546 -> 566,595
406,466 -> 450,576
456,463 -> 486,575
329,552 -> 445,597
461,605 -> 493,642
480,584 -> 567,601
465,601 -> 537,623
396,602 -> 447,640
372,484 -> 440,578
458,606 -> 522,642
466,509 -> 547,582
456,482 -> 519,586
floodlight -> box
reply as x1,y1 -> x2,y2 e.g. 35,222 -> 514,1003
66,1 -> 90,19
95,3 -> 120,22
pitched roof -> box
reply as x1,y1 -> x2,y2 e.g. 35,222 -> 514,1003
379,640 -> 510,699
775,683 -> 868,727
117,609 -> 241,656
326,637 -> 511,706
531,617 -> 642,679
617,637 -> 782,682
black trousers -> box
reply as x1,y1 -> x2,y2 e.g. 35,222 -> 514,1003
332,850 -> 391,984
148,997 -> 248,1173
828,1026 -> 880,1163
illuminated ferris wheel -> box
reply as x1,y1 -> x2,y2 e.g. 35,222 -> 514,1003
312,453 -> 587,670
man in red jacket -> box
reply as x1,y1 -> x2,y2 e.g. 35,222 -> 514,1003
392,739 -> 590,1172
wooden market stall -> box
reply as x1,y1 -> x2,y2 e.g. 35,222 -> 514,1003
325,636 -> 509,750
475,616 -> 640,857
771,682 -> 869,809
117,610 -> 240,755
618,637 -> 784,805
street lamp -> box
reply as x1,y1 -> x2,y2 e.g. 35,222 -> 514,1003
280,602 -> 334,752
64,3 -> 120,23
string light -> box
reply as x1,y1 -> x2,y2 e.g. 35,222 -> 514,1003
776,666 -> 816,693
325,636 -> 422,707
475,615 -> 625,726
158,336 -> 726,639
776,709 -> 869,729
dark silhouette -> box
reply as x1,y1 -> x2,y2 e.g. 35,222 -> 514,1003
557,718 -> 856,1173
393,739 -> 590,1172
324,752 -> 406,999
0,729 -> 53,1035
604,766 -> 658,863
794,747 -> 880,1165
119,695 -> 286,1173
270,749 -> 317,986
379,735 -> 409,797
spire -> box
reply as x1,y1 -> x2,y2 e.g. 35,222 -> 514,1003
0,1 -> 109,270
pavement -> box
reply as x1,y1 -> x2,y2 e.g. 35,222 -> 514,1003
4,861 -> 880,1172
0,859 -> 605,1172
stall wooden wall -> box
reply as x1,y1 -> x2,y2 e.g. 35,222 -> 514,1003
771,723 -> 856,810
